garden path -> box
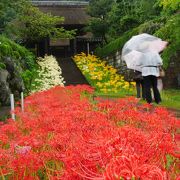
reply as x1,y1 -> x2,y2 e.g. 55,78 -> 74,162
57,57 -> 89,86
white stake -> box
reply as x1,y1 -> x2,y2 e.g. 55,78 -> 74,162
21,92 -> 24,112
10,94 -> 15,120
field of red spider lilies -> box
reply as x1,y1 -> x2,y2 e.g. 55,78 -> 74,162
0,85 -> 179,179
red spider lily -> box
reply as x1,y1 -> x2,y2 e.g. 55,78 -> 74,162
0,85 -> 179,179
103,154 -> 168,180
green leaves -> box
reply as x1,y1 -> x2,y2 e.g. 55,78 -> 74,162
87,0 -> 115,44
0,35 -> 35,69
0,0 -> 24,30
6,4 -> 73,42
155,14 -> 180,68
1,1 -> 75,43
159,0 -> 180,11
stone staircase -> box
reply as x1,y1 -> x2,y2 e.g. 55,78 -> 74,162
57,57 -> 89,86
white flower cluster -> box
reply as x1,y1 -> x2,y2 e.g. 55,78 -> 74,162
31,55 -> 65,93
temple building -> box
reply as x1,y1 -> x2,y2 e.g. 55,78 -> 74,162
32,0 -> 101,57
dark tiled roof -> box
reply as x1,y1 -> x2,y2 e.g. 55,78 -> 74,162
32,1 -> 89,6
38,6 -> 90,25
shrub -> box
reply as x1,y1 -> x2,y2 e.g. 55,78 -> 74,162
0,35 -> 35,70
95,28 -> 139,58
155,14 -> 180,68
0,35 -> 36,93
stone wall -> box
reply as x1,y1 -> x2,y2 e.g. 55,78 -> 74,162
0,57 -> 25,106
164,53 -> 180,89
104,50 -> 133,82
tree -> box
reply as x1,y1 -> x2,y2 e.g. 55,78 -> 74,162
87,0 -> 115,44
4,1 -> 75,44
107,0 -> 160,38
0,0 -> 22,31
86,0 -> 160,42
159,0 -> 180,11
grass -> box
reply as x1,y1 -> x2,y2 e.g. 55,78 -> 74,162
94,89 -> 136,98
160,89 -> 180,109
94,88 -> 180,110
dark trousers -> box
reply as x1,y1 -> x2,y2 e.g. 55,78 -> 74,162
143,75 -> 161,104
136,80 -> 145,99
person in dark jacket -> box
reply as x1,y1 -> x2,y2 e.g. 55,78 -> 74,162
133,70 -> 145,99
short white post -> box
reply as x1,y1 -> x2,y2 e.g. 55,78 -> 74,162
87,42 -> 90,54
10,94 -> 15,120
21,92 -> 24,112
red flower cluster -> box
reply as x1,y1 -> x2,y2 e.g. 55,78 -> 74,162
0,85 -> 179,179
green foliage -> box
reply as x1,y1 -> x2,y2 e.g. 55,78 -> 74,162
96,12 -> 180,69
155,14 -> 180,68
87,0 -> 115,44
88,0 -> 114,18
1,0 -> 75,43
0,35 -> 35,69
0,62 -> 6,69
21,67 -> 39,94
107,0 -> 159,37
87,0 -> 161,41
158,0 -> 180,11
0,0 -> 20,30
0,43 -> 12,55
138,17 -> 165,34
87,18 -> 109,43
160,89 -> 180,109
5,4 -> 70,42
108,0 -> 140,36
0,35 -> 36,94
95,28 -> 139,57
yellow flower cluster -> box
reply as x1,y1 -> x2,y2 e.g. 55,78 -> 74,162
73,53 -> 135,93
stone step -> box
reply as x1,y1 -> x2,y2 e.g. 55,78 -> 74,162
57,57 -> 89,86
